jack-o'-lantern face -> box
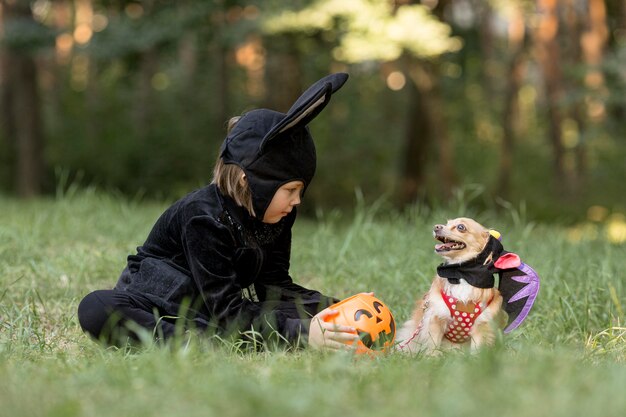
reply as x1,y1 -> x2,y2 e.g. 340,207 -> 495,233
324,293 -> 396,354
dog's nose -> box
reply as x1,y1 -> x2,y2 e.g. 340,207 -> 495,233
434,224 -> 443,232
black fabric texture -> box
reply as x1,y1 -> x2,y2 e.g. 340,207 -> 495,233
220,73 -> 348,218
82,183 -> 338,346
77,289 -> 206,346
497,267 -> 529,326
436,236 -> 505,288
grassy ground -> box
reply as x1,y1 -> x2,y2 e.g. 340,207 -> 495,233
1,189 -> 625,417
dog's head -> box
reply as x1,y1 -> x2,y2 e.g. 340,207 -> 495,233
433,217 -> 490,264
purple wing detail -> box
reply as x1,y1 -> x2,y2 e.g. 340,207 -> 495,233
503,262 -> 540,334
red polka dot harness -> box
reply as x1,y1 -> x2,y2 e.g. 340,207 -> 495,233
441,290 -> 491,343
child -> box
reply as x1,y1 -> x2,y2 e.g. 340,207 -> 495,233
77,73 -> 359,350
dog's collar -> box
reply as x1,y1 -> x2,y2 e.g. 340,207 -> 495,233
436,236 -> 505,288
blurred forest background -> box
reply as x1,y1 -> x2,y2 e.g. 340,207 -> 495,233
1,0 -> 625,222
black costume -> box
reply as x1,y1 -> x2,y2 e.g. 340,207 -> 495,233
78,73 -> 349,346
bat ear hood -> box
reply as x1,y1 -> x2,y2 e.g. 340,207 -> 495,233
219,73 -> 349,219
259,72 -> 349,150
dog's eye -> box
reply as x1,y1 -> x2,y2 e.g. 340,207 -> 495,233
457,224 -> 466,232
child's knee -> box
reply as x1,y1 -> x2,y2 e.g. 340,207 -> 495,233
77,290 -> 115,339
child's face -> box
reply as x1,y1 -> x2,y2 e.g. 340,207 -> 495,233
262,181 -> 304,223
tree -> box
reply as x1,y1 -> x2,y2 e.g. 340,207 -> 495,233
576,0 -> 609,182
533,0 -> 570,190
0,0 -> 49,197
263,0 -> 461,205
496,1 -> 528,199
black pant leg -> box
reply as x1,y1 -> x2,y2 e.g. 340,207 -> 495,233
77,289 -> 178,346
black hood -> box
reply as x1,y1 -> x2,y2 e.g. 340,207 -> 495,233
219,73 -> 349,219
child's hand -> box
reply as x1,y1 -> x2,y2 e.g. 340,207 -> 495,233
308,308 -> 360,351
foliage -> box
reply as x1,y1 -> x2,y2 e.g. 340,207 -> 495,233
1,14 -> 56,52
263,0 -> 462,61
0,192 -> 625,416
0,0 -> 625,222
602,40 -> 626,134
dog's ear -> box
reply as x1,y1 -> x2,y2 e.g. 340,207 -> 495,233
259,73 -> 349,152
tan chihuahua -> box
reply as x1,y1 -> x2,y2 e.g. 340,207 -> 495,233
396,218 -> 508,355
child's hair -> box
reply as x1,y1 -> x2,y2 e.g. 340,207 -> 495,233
212,116 -> 256,216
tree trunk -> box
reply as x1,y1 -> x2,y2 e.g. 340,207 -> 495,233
1,0 -> 45,197
14,55 -> 44,197
429,0 -> 456,199
475,0 -> 496,101
133,49 -> 158,144
133,0 -> 157,144
210,7 -> 231,129
215,42 -> 230,129
0,46 -> 17,186
400,58 -> 457,205
496,5 -> 526,199
398,0 -> 456,205
534,0 -> 570,190
262,34 -> 303,113
578,0 -> 609,179
426,62 -> 457,199
563,0 -> 587,189
399,72 -> 431,205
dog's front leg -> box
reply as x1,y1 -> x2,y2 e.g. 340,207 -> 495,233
469,322 -> 495,353
420,315 -> 447,355
469,295 -> 503,353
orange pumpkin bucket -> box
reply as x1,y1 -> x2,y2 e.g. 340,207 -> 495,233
324,293 -> 396,354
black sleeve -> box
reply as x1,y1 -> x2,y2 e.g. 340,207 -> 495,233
258,213 -> 340,313
181,215 -> 308,344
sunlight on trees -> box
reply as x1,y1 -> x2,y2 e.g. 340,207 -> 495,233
0,0 -> 624,220
264,0 -> 461,62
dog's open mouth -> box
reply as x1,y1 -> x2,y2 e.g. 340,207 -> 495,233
435,235 -> 467,252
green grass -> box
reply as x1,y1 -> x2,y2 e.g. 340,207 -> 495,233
1,189 -> 625,417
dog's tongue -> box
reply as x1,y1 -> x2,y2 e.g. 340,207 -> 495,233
435,242 -> 456,251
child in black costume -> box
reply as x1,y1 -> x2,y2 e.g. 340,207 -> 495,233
77,73 -> 358,350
